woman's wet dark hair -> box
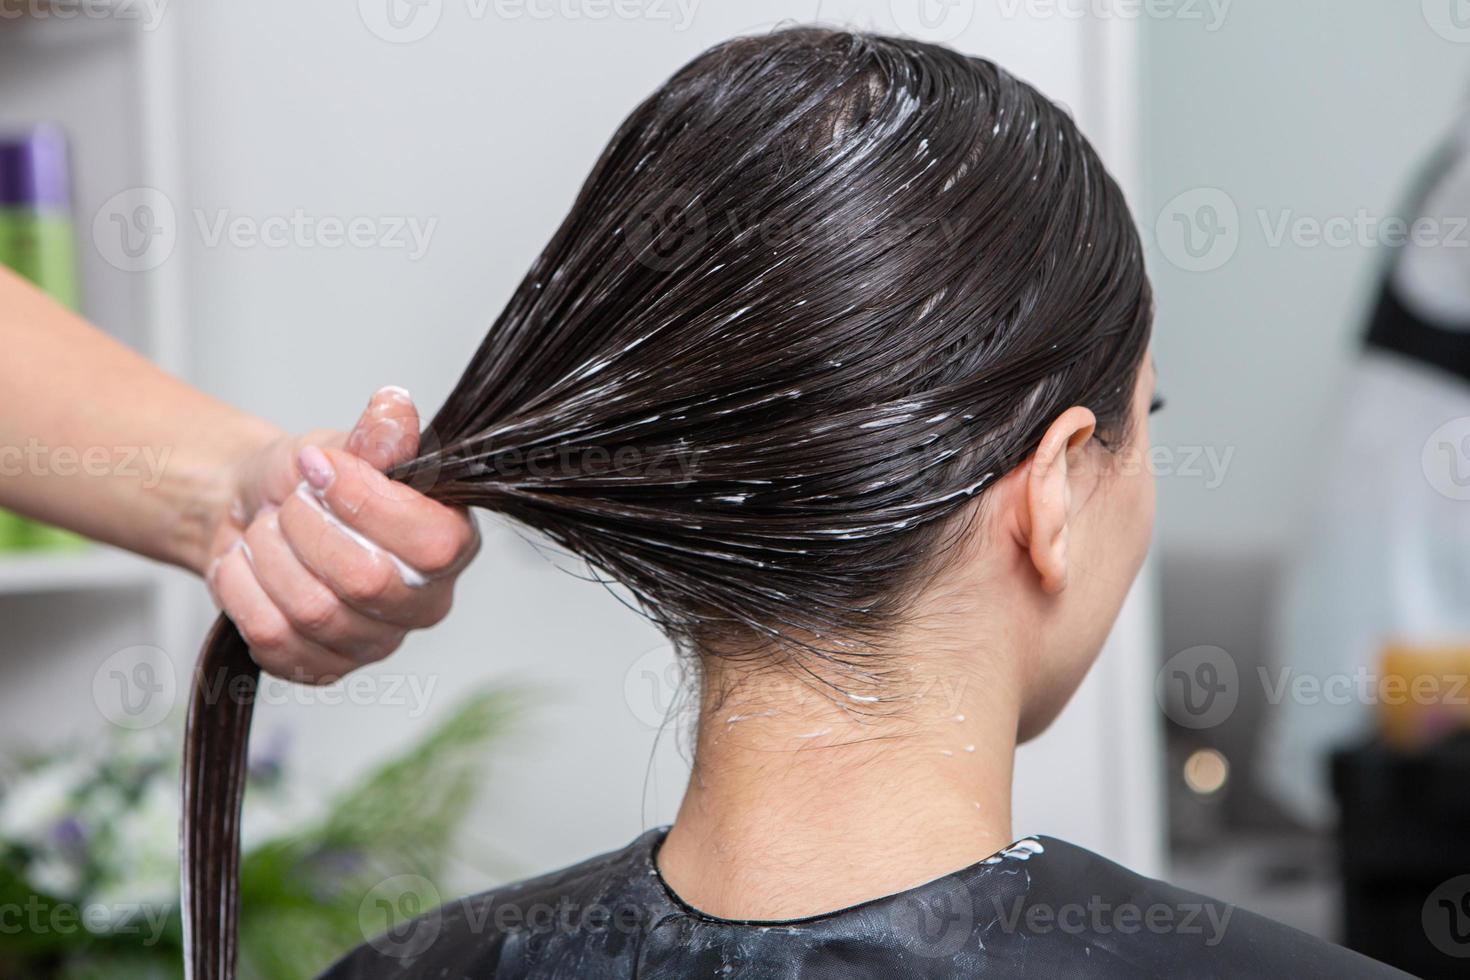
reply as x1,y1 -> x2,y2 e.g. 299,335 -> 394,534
183,27 -> 1152,977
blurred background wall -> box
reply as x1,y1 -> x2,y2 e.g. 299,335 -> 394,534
1141,0 -> 1470,950
1146,3 -> 1468,560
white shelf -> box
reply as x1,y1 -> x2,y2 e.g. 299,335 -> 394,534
0,545 -> 160,595
0,7 -> 198,744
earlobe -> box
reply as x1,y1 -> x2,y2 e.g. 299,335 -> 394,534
1023,406 -> 1097,595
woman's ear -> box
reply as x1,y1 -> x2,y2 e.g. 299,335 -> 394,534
1021,406 -> 1097,595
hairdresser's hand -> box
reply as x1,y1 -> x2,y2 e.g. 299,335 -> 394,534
204,387 -> 480,682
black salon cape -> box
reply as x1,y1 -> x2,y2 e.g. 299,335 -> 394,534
320,830 -> 1408,978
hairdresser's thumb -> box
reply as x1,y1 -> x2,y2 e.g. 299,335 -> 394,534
344,386 -> 422,473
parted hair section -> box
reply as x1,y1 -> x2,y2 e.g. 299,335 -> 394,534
395,27 -> 1154,661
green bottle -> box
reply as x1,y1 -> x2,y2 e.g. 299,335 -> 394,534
0,125 -> 86,552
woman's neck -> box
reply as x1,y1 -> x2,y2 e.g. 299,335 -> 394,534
657,635 -> 1026,920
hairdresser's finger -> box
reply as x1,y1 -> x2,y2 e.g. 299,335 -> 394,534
242,508 -> 407,664
230,428 -> 341,522
344,385 -> 421,472
277,481 -> 458,628
300,446 -> 479,580
206,541 -> 361,683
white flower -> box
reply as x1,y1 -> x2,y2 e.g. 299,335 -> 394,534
91,775 -> 179,910
0,757 -> 90,847
28,852 -> 84,899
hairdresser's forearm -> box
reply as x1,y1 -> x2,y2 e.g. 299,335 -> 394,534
0,266 -> 280,571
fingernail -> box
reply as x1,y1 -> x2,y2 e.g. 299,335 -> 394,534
379,384 -> 413,404
298,445 -> 335,490
349,418 -> 398,457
